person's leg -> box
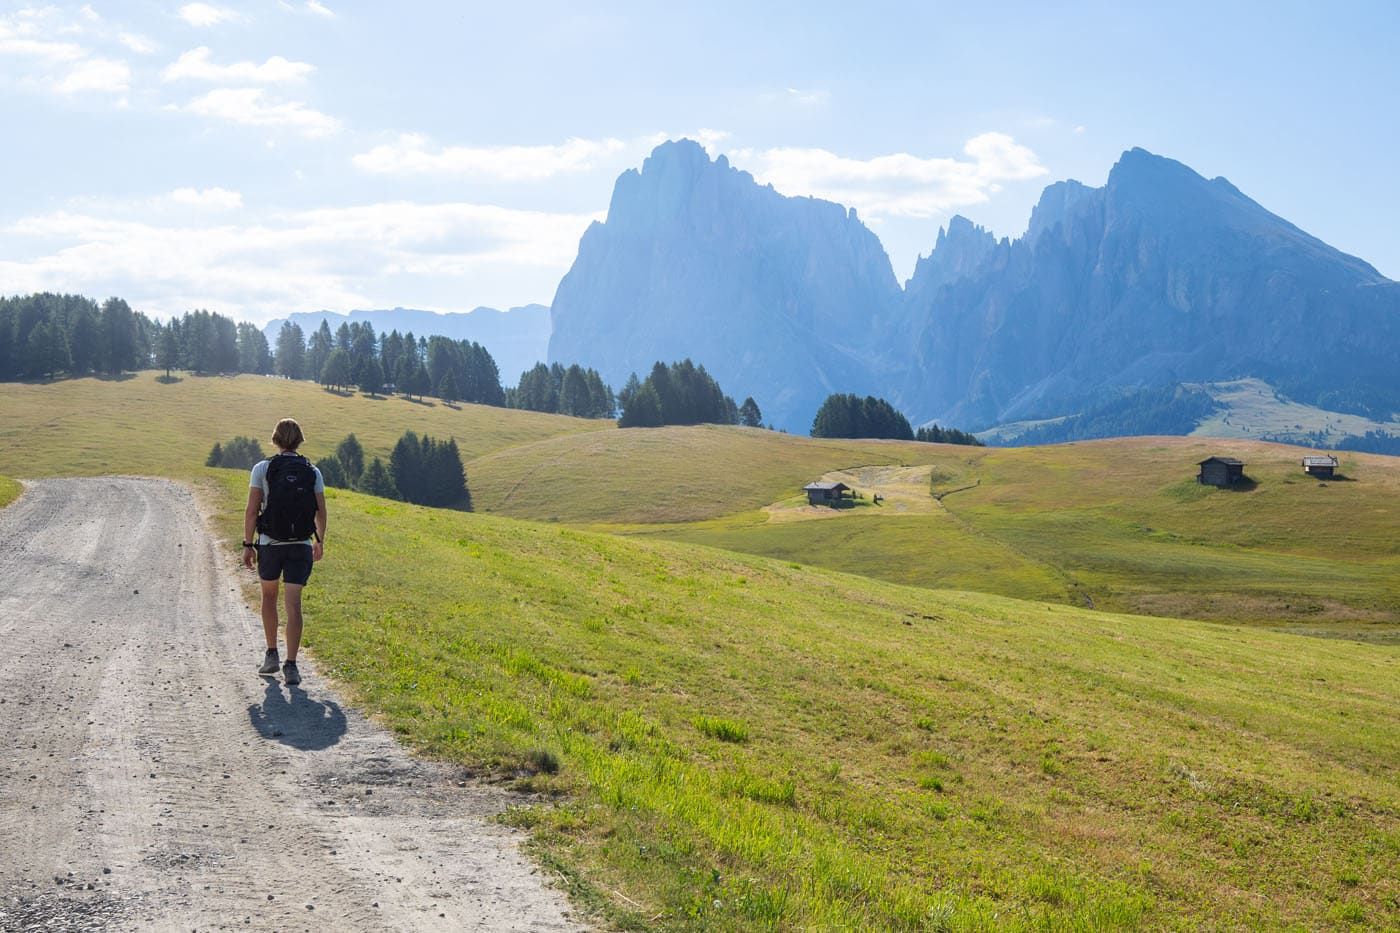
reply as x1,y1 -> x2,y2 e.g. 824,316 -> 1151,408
283,584 -> 304,661
260,580 -> 281,650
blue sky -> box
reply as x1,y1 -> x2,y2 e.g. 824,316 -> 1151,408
2,1 -> 1397,324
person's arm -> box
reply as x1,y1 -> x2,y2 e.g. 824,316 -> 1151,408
243,487 -> 262,569
312,490 -> 327,561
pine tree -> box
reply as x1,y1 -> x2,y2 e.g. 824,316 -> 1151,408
739,396 -> 763,427
560,365 -> 590,416
316,455 -> 348,489
358,357 -> 385,396
335,434 -> 364,483
618,383 -> 663,427
389,431 -> 424,501
357,457 -> 398,498
274,322 -> 306,379
438,371 -> 459,406
320,348 -> 352,390
28,320 -> 71,380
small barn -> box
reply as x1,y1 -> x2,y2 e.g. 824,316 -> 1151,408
1302,455 -> 1339,478
803,481 -> 852,506
1198,456 -> 1245,487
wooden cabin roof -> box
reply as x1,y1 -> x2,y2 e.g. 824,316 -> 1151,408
1198,457 -> 1245,467
803,481 -> 850,492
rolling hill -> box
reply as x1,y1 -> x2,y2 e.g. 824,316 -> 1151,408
0,372 -> 609,478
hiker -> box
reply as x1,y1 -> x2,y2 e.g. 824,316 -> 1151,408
242,418 -> 327,686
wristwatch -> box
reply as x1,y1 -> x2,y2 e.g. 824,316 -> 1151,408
242,541 -> 255,548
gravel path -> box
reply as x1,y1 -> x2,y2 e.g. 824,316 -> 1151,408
0,478 -> 586,932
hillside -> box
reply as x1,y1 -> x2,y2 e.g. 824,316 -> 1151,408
216,472 -> 1399,930
472,424 -> 1400,639
0,372 -> 609,478
469,424 -> 938,524
4,375 -> 1398,927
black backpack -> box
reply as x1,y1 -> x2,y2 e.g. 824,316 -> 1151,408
258,454 -> 318,541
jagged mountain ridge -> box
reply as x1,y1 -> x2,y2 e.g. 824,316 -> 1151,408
547,139 -> 903,430
902,148 -> 1400,430
548,139 -> 1399,434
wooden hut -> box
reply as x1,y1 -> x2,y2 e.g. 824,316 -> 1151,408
1302,455 -> 1339,478
803,481 -> 852,506
1197,456 -> 1245,487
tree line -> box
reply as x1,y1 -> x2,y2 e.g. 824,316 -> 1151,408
316,431 -> 469,509
507,362 -> 616,418
616,359 -> 765,429
0,293 -> 154,381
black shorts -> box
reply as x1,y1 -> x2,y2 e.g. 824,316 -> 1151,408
256,544 -> 313,586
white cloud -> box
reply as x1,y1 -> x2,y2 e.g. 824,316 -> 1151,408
352,134 -> 626,180
0,35 -> 84,60
184,87 -> 339,137
118,31 -> 158,54
162,46 -> 314,83
178,3 -> 240,27
54,56 -> 130,94
170,186 -> 243,209
785,87 -> 828,106
0,9 -> 85,61
747,132 -> 1049,219
0,200 -> 596,321
305,1 -> 335,18
1074,125 -> 1087,135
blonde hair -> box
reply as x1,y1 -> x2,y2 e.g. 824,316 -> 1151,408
271,418 -> 305,451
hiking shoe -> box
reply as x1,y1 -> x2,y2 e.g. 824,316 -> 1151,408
257,648 -> 280,675
282,660 -> 301,686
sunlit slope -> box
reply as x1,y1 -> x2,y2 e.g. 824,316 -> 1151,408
0,372 -> 609,477
468,424 -> 940,523
216,475 -> 1400,931
489,430 -> 1400,636
0,476 -> 19,509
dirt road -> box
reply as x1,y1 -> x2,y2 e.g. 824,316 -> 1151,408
0,478 -> 585,932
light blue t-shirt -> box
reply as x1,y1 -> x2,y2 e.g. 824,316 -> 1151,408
249,455 -> 325,545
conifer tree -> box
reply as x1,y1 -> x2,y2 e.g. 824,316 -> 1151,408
357,456 -> 398,498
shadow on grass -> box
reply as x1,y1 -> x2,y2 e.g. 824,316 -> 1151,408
156,374 -> 183,384
1222,476 -> 1259,492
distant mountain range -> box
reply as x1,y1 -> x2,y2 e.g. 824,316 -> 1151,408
547,140 -> 1400,438
280,140 -> 1400,443
263,305 -> 550,385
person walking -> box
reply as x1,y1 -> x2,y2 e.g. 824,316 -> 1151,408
242,418 -> 326,686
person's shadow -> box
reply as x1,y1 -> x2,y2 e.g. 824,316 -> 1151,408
247,680 -> 348,751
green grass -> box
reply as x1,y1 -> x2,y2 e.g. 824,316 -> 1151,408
208,472 -> 1399,930
0,371 -> 608,478
7,375 -> 1400,928
468,423 -> 940,523
0,475 -> 20,509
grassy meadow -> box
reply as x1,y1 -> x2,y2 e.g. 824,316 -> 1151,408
468,424 -> 937,523
470,422 -> 1400,639
0,372 -> 608,476
209,471 -> 1395,930
4,372 -> 1400,928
